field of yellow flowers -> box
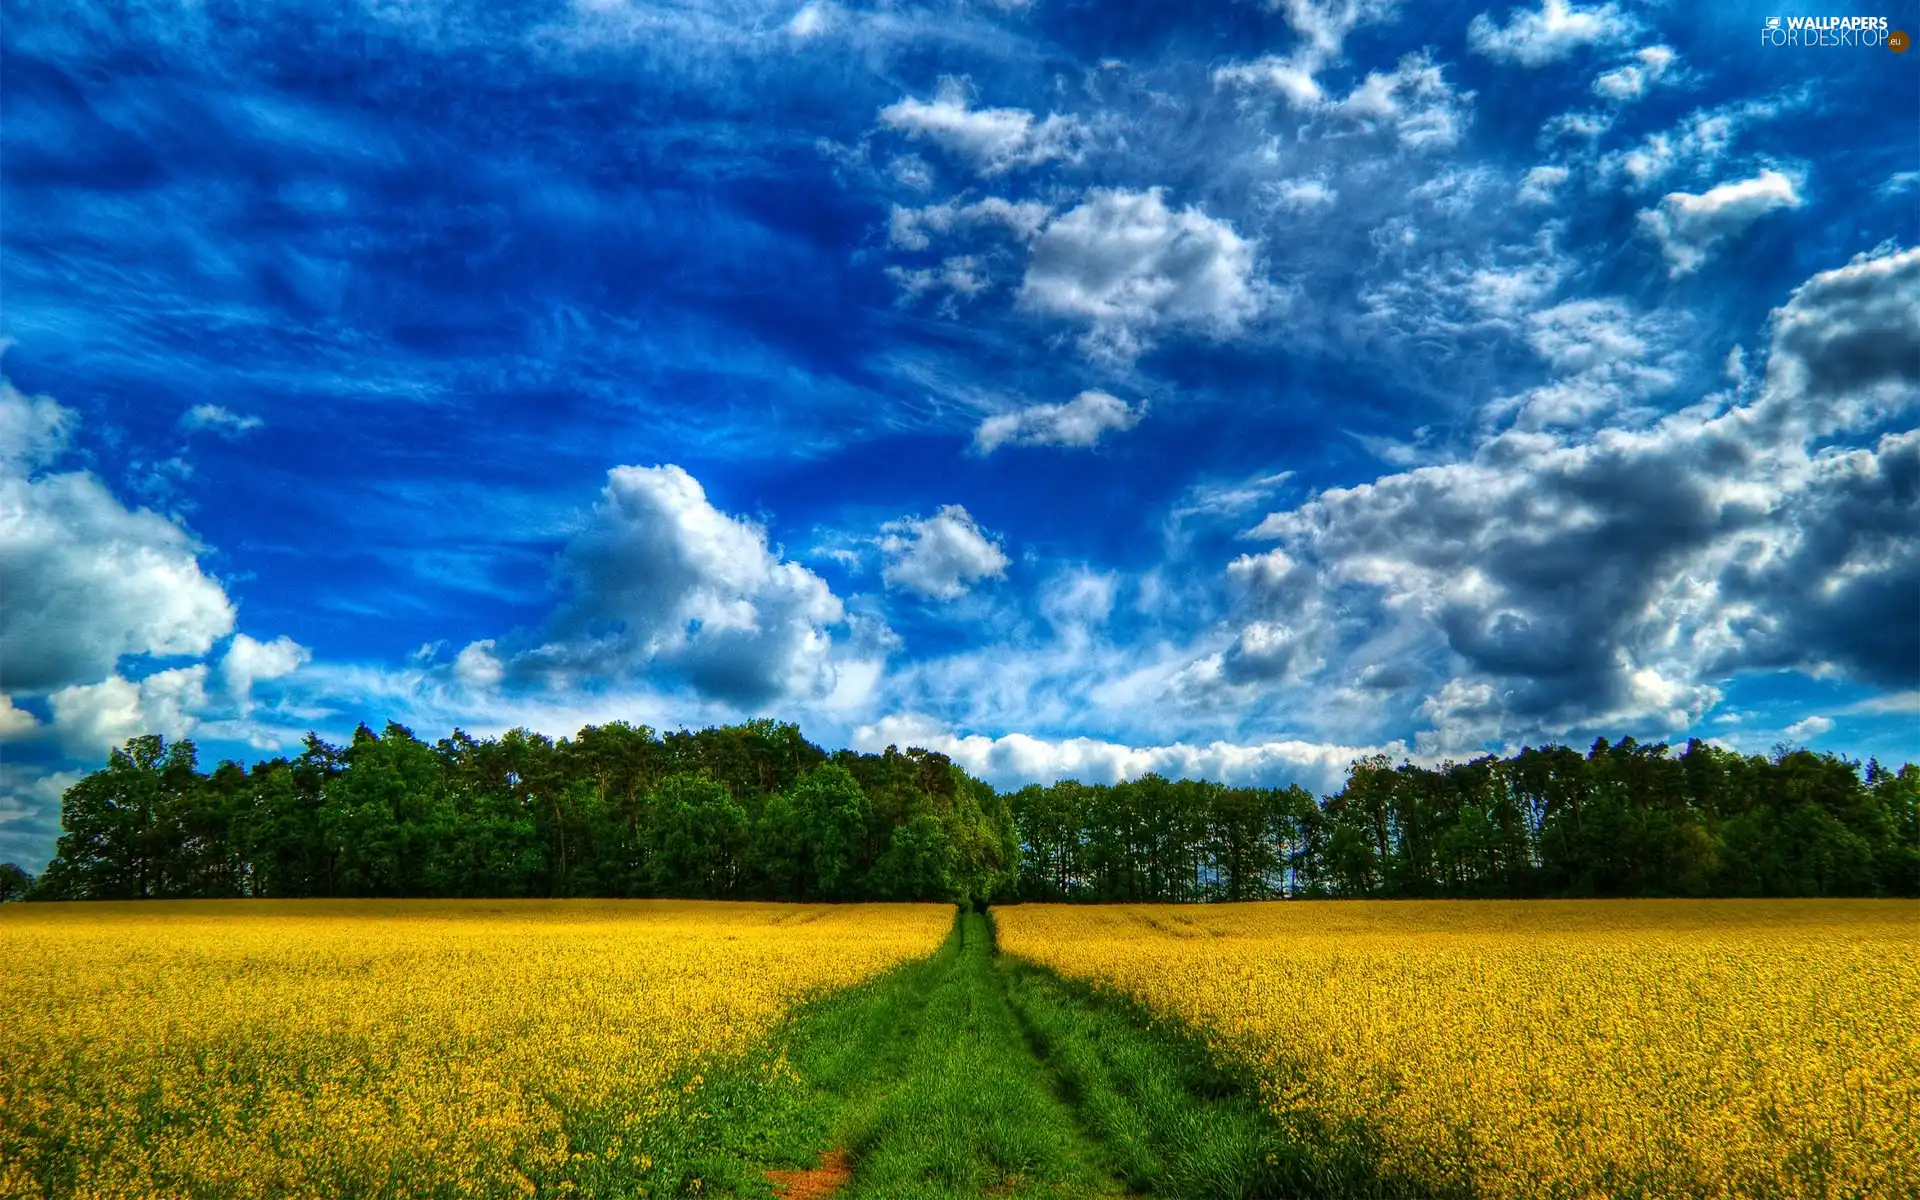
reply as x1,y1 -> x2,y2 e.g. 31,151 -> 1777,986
0,899 -> 951,1200
996,899 -> 1920,1200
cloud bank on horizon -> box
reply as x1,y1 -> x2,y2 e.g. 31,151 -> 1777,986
1,0 -> 1916,868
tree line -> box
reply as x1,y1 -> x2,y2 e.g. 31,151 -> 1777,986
6,721 -> 1915,904
1012,738 -> 1917,901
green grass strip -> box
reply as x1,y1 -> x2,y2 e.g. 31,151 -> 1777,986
607,910 -> 1457,1199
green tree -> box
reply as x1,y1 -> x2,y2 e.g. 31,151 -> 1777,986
0,862 -> 32,902
792,765 -> 871,899
645,774 -> 750,898
867,812 -> 954,900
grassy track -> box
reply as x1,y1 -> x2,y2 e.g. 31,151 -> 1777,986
629,910 -> 1435,1200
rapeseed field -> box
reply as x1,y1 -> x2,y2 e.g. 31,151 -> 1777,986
0,899 -> 951,1200
995,899 -> 1920,1200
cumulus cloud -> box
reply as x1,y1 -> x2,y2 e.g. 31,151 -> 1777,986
529,465 -> 847,704
1593,44 -> 1677,102
972,390 -> 1145,454
1758,245 -> 1920,435
221,633 -> 312,713
878,78 -> 1087,176
1233,247 -> 1920,749
0,382 -> 236,696
0,693 -> 39,741
879,504 -> 1010,600
180,404 -> 264,438
1468,0 -> 1635,66
1783,714 -> 1833,741
851,713 -> 1404,795
48,666 -> 210,755
1638,169 -> 1803,277
1019,187 -> 1264,359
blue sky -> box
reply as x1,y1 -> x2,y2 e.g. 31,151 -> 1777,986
3,0 -> 1917,868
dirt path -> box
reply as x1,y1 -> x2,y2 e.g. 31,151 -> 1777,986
768,1149 -> 852,1199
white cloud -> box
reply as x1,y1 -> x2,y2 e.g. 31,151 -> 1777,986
1219,45 -> 1473,152
0,693 -> 39,742
1638,169 -> 1803,277
1039,568 -> 1118,635
1599,94 -> 1807,190
49,666 -> 210,756
851,712 -> 1404,795
1212,0 -> 1397,108
1518,164 -> 1570,205
1783,714 -> 1833,741
888,196 -> 1051,251
1263,176 -> 1340,213
1330,51 -> 1475,150
784,0 -> 834,37
1838,690 -> 1920,716
889,154 -> 934,191
1019,187 -> 1264,359
0,383 -> 236,696
1166,471 -> 1297,538
221,633 -> 312,713
1878,171 -> 1920,199
879,504 -> 1010,600
527,464 -> 848,704
0,763 -> 83,869
1525,298 -> 1650,372
1757,243 -> 1920,437
973,390 -> 1144,453
878,78 -> 1087,176
1215,55 -> 1328,109
0,378 -> 73,471
1468,0 -> 1635,67
1541,109 -> 1613,142
452,638 -> 506,690
180,403 -> 264,438
1592,44 -> 1677,102
1232,247 -> 1920,749
887,256 -> 991,308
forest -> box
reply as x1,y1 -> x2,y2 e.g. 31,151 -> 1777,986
9,719 -> 1917,904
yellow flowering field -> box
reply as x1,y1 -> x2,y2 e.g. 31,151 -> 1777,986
0,899 -> 951,1200
995,900 -> 1920,1200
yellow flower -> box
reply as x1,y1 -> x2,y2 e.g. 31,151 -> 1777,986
997,898 -> 1920,1200
0,899 -> 950,1200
